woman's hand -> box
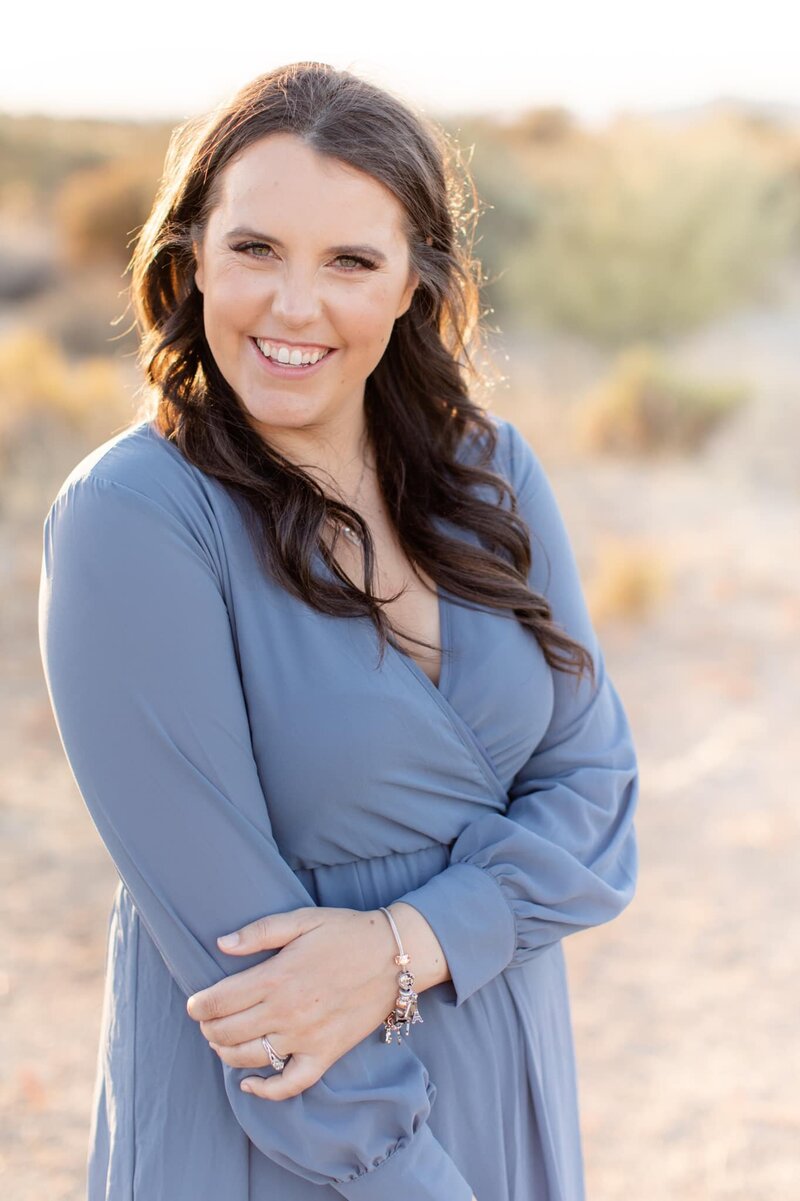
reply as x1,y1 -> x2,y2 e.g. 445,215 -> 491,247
185,906 -> 402,1100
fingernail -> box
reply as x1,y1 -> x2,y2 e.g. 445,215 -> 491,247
218,932 -> 239,948
241,1081 -> 253,1093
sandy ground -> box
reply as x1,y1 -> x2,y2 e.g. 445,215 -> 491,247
1,282 -> 798,1199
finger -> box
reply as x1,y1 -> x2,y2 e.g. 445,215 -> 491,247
209,1035 -> 277,1069
240,1054 -> 323,1102
199,996 -> 273,1046
216,907 -> 317,954
187,973 -> 267,1022
187,907 -> 320,1021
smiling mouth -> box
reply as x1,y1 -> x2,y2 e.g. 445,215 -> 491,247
251,337 -> 334,368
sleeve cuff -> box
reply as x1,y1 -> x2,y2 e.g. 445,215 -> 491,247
333,1122 -> 473,1200
395,862 -> 517,1007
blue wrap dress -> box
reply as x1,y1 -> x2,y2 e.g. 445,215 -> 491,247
37,413 -> 639,1201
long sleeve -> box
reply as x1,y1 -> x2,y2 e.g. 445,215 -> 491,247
38,471 -> 474,1200
395,420 -> 639,1007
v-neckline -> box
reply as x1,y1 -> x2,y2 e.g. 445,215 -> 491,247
314,541 -> 508,803
315,515 -> 453,697
384,586 -> 508,804
385,584 -> 451,698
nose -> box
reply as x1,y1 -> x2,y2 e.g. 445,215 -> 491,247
269,265 -> 323,329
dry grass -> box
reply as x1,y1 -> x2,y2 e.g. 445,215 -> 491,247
584,534 -> 672,625
0,327 -> 139,517
0,327 -> 130,431
571,344 -> 750,457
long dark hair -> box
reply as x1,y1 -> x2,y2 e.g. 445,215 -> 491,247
126,61 -> 594,688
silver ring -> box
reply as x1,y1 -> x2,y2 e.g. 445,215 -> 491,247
261,1034 -> 288,1072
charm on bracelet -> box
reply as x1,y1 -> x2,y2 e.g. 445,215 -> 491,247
378,906 -> 424,1045
383,968 -> 424,1045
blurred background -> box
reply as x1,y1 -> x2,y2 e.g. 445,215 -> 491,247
2,4 -> 799,1199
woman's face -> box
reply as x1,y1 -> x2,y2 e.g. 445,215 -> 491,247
193,132 -> 420,445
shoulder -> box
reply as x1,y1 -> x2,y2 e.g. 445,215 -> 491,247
463,413 -> 545,504
44,420 -> 223,536
42,421 -> 235,585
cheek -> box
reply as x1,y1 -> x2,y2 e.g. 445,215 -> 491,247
342,288 -> 403,348
204,270 -> 263,327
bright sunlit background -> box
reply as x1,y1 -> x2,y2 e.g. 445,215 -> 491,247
3,5 -> 799,1200
3,1 -> 800,125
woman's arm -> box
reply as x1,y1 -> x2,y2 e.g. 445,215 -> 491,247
38,471 -> 473,1200
392,420 -> 640,1007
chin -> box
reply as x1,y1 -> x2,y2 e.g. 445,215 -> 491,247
242,397 -> 323,431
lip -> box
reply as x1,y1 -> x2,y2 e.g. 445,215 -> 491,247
252,336 -> 333,351
249,336 -> 337,379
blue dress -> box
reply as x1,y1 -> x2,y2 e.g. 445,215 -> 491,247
38,413 -> 638,1201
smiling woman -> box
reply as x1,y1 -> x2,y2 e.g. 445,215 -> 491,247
38,60 -> 638,1201
189,132 -> 421,440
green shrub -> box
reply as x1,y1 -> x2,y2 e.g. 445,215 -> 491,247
460,113 -> 800,343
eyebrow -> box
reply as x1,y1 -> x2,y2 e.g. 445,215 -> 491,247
224,226 -> 388,264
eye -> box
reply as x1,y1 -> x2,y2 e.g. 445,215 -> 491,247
236,242 -> 276,260
334,254 -> 378,272
234,242 -> 378,272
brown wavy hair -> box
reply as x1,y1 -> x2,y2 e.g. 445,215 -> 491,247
126,60 -> 595,688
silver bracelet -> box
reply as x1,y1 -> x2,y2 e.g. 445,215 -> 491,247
379,905 -> 424,1045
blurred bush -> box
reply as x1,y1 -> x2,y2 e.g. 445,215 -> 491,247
585,533 -> 672,624
53,155 -> 161,271
457,109 -> 800,343
571,343 -> 750,455
0,325 -> 132,427
0,112 -> 169,207
29,268 -> 138,358
0,238 -> 55,302
0,327 -> 135,513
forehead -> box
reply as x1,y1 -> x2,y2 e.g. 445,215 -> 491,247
209,133 -> 409,246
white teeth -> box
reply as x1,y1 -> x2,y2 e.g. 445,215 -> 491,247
255,338 -> 330,366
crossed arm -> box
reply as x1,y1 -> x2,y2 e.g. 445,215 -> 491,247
39,471 -> 475,1200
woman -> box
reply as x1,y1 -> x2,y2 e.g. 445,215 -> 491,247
38,62 -> 639,1200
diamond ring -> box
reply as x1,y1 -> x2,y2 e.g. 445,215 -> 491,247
261,1034 -> 288,1072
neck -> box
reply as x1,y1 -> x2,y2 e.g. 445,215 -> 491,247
251,408 -> 374,501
